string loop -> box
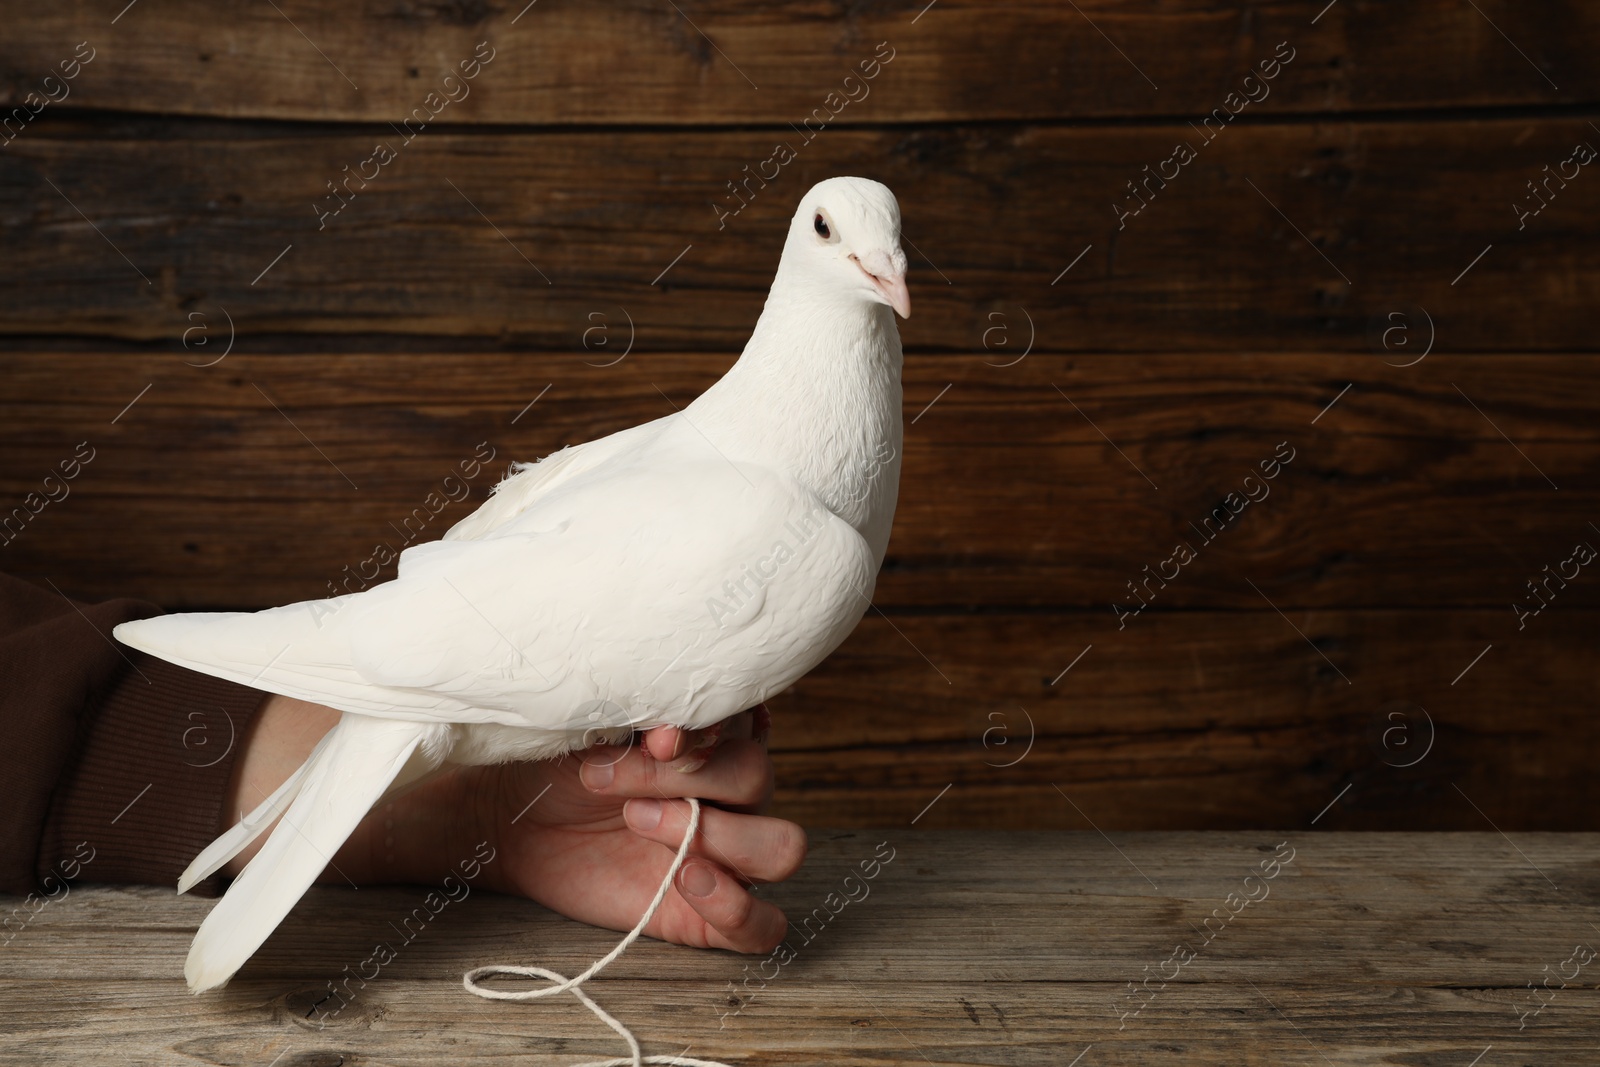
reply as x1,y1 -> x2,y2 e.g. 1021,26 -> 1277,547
463,798 -> 734,1067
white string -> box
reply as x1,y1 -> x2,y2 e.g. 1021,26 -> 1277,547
463,797 -> 734,1067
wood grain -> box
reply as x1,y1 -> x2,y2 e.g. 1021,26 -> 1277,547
2,1 -> 1594,126
3,117 -> 1598,350
762,608 -> 1600,831
3,833 -> 1596,1065
2,353 -> 1594,612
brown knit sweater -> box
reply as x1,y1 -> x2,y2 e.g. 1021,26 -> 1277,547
0,571 -> 268,897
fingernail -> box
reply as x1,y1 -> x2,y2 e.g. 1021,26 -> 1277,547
580,760 -> 614,791
679,862 -> 717,898
753,703 -> 771,746
626,797 -> 663,830
675,756 -> 707,774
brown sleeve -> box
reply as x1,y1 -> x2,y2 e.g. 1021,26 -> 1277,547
0,571 -> 269,897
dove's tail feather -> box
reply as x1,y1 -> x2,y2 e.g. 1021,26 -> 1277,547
176,728 -> 335,894
184,714 -> 450,993
177,719 -> 450,894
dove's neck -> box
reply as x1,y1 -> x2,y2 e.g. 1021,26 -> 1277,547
687,277 -> 903,558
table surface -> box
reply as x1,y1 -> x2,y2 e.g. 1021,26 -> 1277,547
3,831 -> 1597,1066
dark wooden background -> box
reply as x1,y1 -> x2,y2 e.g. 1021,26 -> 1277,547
2,1 -> 1596,831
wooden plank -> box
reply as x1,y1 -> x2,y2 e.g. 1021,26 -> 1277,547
2,116 -> 1599,349
4,455 -> 1594,833
2,1 -> 1593,126
2,834 -> 1597,1065
5,981 -> 1594,1065
1,353 -> 1594,611
760,609 -> 1600,831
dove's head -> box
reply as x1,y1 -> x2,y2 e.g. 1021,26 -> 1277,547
783,176 -> 910,319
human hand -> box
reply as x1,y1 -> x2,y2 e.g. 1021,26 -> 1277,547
223,697 -> 804,955
460,707 -> 804,953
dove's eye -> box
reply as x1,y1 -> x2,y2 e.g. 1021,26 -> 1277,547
813,213 -> 831,240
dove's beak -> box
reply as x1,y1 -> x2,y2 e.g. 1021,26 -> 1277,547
853,252 -> 911,320
873,270 -> 912,320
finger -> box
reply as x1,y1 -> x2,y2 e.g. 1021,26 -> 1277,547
641,725 -> 692,762
674,859 -> 788,953
623,797 -> 806,884
642,708 -> 756,763
582,738 -> 772,809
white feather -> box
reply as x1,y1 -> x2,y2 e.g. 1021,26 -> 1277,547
183,715 -> 449,992
175,727 -> 332,894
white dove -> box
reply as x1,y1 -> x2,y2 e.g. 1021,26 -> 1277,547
114,175 -> 910,994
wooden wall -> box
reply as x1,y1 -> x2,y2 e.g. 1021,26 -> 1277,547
2,1 -> 1597,830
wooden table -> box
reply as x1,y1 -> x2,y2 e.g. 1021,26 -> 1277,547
4,832 -> 1596,1065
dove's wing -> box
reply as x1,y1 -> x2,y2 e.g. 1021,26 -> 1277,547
114,595 -> 518,724
116,432 -> 875,735
441,415 -> 672,543
345,442 -> 876,732
115,417 -> 674,726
